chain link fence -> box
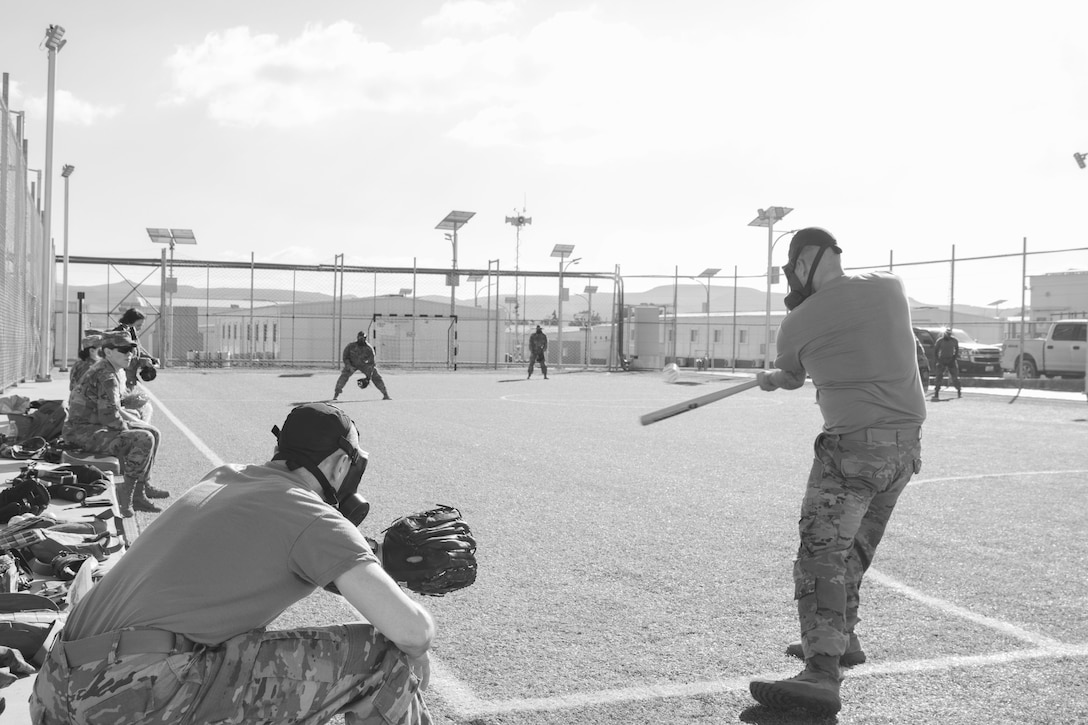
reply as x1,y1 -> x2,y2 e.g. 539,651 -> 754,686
47,243 -> 1086,378
57,258 -> 623,372
1,80 -> 49,392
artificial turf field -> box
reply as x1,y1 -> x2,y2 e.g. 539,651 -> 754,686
133,366 -> 1087,724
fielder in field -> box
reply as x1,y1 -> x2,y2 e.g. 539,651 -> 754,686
527,325 -> 549,379
334,331 -> 391,401
748,228 -> 927,715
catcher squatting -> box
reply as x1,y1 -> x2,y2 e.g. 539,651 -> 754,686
29,402 -> 477,724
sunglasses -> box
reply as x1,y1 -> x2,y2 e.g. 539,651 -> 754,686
108,345 -> 137,353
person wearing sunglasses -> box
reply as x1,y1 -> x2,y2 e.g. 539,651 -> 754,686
33,402 -> 436,725
62,330 -> 166,516
749,228 -> 926,715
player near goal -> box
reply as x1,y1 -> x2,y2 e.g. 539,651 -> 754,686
527,325 -> 548,379
334,331 -> 391,401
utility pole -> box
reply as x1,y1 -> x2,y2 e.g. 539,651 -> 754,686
505,207 -> 531,358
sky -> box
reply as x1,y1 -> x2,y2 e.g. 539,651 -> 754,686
3,0 -> 1088,307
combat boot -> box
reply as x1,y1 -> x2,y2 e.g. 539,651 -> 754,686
143,484 -> 170,499
785,633 -> 866,667
750,655 -> 842,715
115,478 -> 136,518
133,483 -> 162,514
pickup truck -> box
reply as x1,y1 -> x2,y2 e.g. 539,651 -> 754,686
1001,319 -> 1087,378
913,327 -> 1003,376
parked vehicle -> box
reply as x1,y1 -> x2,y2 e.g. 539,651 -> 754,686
913,327 -> 1003,376
1001,319 -> 1087,378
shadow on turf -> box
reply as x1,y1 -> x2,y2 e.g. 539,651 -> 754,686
740,704 -> 838,724
288,399 -> 385,406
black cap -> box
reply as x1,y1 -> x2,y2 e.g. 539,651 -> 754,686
788,227 -> 841,263
357,331 -> 367,338
273,403 -> 352,469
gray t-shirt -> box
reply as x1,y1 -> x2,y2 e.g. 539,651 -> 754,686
774,271 -> 927,434
64,463 -> 378,645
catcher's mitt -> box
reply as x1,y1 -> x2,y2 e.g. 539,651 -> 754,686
356,376 -> 371,389
382,505 -> 477,596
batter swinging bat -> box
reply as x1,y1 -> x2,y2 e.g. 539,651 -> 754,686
639,378 -> 760,426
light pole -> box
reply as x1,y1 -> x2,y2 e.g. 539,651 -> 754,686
467,274 -> 484,306
694,267 -> 719,369
584,284 -> 597,365
504,296 -> 519,359
147,228 -> 197,366
551,244 -> 577,370
60,163 -> 74,371
37,24 -> 67,381
436,211 -> 475,370
505,209 -> 531,355
748,206 -> 793,367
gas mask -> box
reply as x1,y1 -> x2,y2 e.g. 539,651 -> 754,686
783,245 -> 832,311
271,426 -> 371,527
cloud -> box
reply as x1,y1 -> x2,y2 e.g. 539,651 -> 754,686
171,6 -> 1078,169
7,82 -> 120,125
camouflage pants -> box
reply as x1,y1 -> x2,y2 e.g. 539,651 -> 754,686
64,424 -> 158,486
30,624 -> 431,724
794,430 -> 922,660
527,352 -> 547,377
933,360 -> 960,393
335,365 -> 389,397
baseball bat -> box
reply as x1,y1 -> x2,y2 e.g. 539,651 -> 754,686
639,378 -> 760,426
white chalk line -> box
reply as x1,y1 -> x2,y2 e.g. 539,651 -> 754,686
435,467 -> 1086,717
146,388 -> 224,468
451,644 -> 1088,716
909,470 -> 1088,486
149,387 -> 1085,717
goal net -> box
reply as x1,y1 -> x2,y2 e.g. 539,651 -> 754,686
371,314 -> 455,367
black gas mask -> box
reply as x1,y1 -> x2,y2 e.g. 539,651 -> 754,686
271,425 -> 370,527
782,228 -> 841,311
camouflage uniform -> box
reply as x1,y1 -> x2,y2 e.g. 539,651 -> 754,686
115,323 -> 157,420
30,623 -> 430,724
527,329 -> 548,379
68,357 -> 95,391
335,337 -> 390,399
63,358 -> 159,493
796,430 -> 921,659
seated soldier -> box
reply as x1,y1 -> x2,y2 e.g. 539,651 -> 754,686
62,330 -> 169,516
31,403 -> 435,724
113,308 -> 157,422
68,331 -> 103,392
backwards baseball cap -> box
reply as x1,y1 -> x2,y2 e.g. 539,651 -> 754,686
271,403 -> 370,525
99,330 -> 136,349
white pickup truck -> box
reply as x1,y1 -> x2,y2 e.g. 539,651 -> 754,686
1001,319 -> 1087,378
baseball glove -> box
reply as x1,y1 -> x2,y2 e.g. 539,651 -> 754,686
356,376 -> 371,389
382,505 -> 477,596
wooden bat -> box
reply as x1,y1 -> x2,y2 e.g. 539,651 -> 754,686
639,378 -> 761,426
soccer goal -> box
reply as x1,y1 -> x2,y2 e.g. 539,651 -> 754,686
371,313 -> 457,367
